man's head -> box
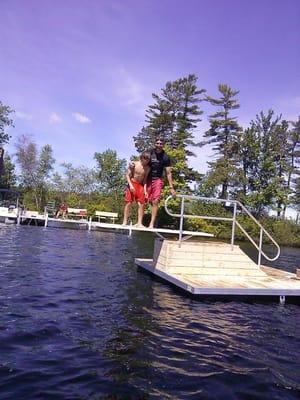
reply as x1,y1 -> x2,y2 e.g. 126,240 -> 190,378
140,151 -> 151,166
154,137 -> 165,153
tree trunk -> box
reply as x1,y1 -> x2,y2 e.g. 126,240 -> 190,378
221,181 -> 228,199
34,192 -> 39,211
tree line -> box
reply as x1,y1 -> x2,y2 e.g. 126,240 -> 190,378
1,74 -> 300,225
133,76 -> 300,219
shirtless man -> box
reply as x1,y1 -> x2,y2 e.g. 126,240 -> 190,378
122,151 -> 151,227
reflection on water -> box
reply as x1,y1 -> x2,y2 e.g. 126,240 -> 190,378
0,225 -> 299,399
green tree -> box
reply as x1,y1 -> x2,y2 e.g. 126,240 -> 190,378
15,134 -> 55,210
134,74 -> 205,184
161,144 -> 202,193
94,149 -> 126,212
0,101 -> 14,146
201,84 -> 242,199
273,120 -> 290,217
293,176 -> 300,215
284,116 -> 300,217
51,163 -> 97,197
243,110 -> 288,216
0,151 -> 17,189
135,74 -> 205,152
239,125 -> 260,201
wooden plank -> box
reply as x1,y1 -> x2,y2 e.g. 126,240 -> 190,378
165,258 -> 257,268
166,267 -> 266,276
261,265 -> 296,278
91,222 -> 213,237
163,254 -> 257,267
169,248 -> 248,258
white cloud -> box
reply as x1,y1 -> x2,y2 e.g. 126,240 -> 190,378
83,65 -> 153,117
115,67 -> 147,107
72,112 -> 91,124
15,111 -> 33,120
49,112 -> 62,124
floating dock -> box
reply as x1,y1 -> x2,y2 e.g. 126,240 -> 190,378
135,239 -> 300,302
0,211 -> 214,238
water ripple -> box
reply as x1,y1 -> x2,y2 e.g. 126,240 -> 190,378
0,225 -> 299,399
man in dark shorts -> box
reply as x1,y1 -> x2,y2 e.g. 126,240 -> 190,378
147,137 -> 176,228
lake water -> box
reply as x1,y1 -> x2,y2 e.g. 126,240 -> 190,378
0,225 -> 299,399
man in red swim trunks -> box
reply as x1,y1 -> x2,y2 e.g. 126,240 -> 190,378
122,151 -> 151,227
147,137 -> 176,228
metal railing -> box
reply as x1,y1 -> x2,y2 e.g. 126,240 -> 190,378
164,195 -> 280,267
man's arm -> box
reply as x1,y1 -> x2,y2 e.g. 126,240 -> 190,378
126,162 -> 135,191
143,166 -> 150,197
165,166 -> 176,197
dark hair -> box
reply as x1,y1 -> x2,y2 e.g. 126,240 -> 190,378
155,136 -> 165,144
140,151 -> 150,160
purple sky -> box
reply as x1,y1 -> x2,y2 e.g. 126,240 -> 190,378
1,0 -> 299,172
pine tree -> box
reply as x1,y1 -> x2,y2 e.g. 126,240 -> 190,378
134,74 -> 205,186
201,84 -> 242,198
273,120 -> 290,217
239,126 -> 260,200
293,176 -> 300,214
134,74 -> 205,150
0,101 -> 14,146
284,116 -> 300,217
243,110 -> 289,215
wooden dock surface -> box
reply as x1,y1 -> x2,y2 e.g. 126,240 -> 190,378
135,239 -> 300,299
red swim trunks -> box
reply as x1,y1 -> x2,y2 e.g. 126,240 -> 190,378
125,179 -> 146,204
147,178 -> 164,202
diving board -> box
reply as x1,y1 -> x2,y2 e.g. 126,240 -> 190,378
90,221 -> 213,238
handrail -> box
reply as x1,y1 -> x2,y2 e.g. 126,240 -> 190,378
164,195 -> 280,267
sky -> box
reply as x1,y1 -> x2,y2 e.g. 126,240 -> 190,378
1,0 -> 300,174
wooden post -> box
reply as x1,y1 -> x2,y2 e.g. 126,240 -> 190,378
44,213 -> 48,227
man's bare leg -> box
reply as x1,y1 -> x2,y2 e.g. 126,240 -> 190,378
135,202 -> 145,227
122,202 -> 131,225
149,200 -> 159,228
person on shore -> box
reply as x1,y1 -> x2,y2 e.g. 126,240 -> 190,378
55,202 -> 68,219
147,137 -> 176,228
122,151 -> 151,227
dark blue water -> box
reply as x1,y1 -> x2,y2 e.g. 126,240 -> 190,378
0,225 -> 299,400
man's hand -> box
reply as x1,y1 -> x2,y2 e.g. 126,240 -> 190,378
130,185 -> 135,193
169,187 -> 176,197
